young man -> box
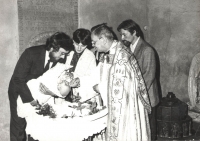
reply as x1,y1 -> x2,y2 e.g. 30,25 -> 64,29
87,23 -> 152,141
8,32 -> 73,141
117,19 -> 160,140
65,28 -> 96,102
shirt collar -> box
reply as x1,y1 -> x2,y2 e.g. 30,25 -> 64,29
44,51 -> 53,67
107,40 -> 118,54
130,37 -> 140,53
45,50 -> 50,60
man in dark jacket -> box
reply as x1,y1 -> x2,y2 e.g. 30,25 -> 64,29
8,32 -> 73,141
117,19 -> 160,140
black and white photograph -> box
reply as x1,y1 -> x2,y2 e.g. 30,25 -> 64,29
1,0 -> 200,140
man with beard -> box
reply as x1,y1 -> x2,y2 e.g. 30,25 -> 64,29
8,32 -> 73,141
117,19 -> 160,140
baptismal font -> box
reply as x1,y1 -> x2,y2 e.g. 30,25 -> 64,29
157,92 -> 192,139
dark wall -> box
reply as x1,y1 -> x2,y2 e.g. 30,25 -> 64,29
147,0 -> 200,101
79,0 -> 200,101
79,0 -> 149,39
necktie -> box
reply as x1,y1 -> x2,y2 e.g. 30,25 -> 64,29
44,60 -> 56,72
51,62 -> 57,68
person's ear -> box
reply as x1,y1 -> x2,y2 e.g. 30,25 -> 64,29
132,30 -> 136,36
49,47 -> 56,53
49,47 -> 53,52
102,35 -> 107,45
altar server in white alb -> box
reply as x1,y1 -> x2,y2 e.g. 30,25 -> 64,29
65,28 -> 97,102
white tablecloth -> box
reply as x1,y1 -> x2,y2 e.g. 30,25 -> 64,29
26,108 -> 107,141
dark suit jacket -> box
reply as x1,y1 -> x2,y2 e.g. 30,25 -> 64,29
8,45 -> 46,103
133,38 -> 159,107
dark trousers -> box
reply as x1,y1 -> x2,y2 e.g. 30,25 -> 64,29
149,106 -> 157,140
9,99 -> 27,141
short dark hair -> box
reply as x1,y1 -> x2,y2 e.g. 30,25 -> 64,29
73,28 -> 91,46
117,19 -> 142,37
91,23 -> 114,41
46,32 -> 73,51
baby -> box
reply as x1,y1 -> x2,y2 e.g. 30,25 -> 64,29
27,63 -> 74,105
57,71 -> 74,97
17,63 -> 75,117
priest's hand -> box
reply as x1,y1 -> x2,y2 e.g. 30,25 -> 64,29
69,78 -> 80,88
93,84 -> 100,93
39,83 -> 57,96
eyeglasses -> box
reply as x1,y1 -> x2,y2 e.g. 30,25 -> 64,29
92,37 -> 102,46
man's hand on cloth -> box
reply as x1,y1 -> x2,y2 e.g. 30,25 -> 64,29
93,84 -> 100,93
69,78 -> 80,88
39,83 -> 57,96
